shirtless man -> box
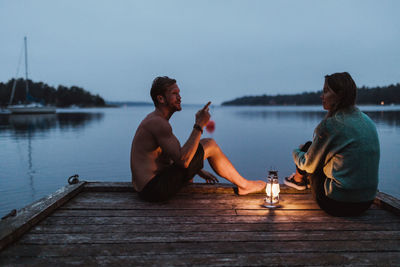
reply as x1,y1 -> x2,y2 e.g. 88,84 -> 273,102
130,76 -> 266,202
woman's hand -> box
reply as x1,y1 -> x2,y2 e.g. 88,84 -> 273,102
197,169 -> 219,184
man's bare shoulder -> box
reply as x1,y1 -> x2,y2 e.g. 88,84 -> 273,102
140,112 -> 172,136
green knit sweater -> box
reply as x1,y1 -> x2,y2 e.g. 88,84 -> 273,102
293,107 -> 380,202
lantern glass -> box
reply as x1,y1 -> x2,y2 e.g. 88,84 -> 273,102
264,170 -> 280,208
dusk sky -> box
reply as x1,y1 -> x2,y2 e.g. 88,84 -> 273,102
1,0 -> 399,104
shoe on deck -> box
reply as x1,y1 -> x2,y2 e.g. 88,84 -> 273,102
284,173 -> 307,190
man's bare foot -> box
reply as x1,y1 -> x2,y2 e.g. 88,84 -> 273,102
238,180 -> 266,195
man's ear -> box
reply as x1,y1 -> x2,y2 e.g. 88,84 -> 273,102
157,95 -> 165,105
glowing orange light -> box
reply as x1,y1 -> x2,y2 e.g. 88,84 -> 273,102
206,120 -> 215,133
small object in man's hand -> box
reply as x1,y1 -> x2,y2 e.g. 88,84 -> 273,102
206,120 -> 215,133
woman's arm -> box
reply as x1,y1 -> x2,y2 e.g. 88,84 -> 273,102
292,121 -> 334,174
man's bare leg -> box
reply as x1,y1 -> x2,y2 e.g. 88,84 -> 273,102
200,138 -> 266,195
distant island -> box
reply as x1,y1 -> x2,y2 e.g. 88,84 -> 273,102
222,83 -> 400,106
106,101 -> 152,107
0,79 -> 106,108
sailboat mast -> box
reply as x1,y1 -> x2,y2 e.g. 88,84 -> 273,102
24,36 -> 29,100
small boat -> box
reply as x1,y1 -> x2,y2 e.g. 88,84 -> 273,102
7,37 -> 56,114
7,103 -> 56,114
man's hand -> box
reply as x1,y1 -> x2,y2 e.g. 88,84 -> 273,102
197,169 -> 219,184
195,101 -> 211,128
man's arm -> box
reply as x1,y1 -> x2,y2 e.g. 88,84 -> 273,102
154,119 -> 199,168
153,102 -> 211,168
178,102 -> 211,167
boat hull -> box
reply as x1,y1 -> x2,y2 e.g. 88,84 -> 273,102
8,106 -> 56,114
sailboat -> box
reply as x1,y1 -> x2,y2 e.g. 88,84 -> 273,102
7,37 -> 56,114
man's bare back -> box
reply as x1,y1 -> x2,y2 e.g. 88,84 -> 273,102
131,112 -> 177,191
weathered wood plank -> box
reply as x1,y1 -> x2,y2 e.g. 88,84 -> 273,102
29,222 -> 400,234
60,191 -> 321,210
235,208 -> 386,216
84,182 -> 311,194
51,205 -> 384,218
60,191 -> 380,212
83,183 -> 400,213
83,182 -> 239,193
66,195 -> 317,204
1,252 -> 399,266
16,230 -> 400,244
61,203 -> 240,211
0,181 -> 85,251
181,183 -> 311,194
53,209 -> 237,217
375,192 -> 400,215
2,240 -> 400,258
84,182 -> 136,192
68,191 -> 315,202
40,215 -> 400,226
40,209 -> 400,225
60,202 -> 321,211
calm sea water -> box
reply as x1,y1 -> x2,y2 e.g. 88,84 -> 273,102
1,105 -> 399,217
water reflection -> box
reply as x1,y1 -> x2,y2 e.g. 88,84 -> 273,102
364,111 -> 400,127
234,109 -> 400,126
0,112 -> 104,136
57,113 -> 104,129
26,130 -> 35,199
235,110 -> 325,121
7,114 -> 57,133
0,112 -> 104,203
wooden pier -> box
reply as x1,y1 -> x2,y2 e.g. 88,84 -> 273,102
1,182 -> 400,266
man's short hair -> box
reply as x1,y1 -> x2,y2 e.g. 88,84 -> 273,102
150,76 -> 177,106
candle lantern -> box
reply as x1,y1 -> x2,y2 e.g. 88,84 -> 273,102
263,170 -> 280,208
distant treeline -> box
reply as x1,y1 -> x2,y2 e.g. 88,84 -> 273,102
0,79 -> 106,107
106,101 -> 152,107
222,83 -> 400,106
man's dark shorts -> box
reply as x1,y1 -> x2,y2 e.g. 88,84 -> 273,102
138,144 -> 204,202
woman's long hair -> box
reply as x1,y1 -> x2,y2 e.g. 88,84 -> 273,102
325,72 -> 357,118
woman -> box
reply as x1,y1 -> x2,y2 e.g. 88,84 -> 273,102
284,72 -> 380,216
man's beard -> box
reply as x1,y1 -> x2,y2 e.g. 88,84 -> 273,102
166,99 -> 181,112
